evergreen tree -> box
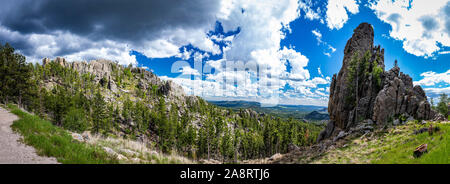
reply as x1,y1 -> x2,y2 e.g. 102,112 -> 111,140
92,90 -> 108,134
437,93 -> 448,117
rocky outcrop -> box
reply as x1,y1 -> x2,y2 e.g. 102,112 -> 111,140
372,67 -> 432,124
42,57 -> 186,98
328,23 -> 385,130
320,22 -> 435,142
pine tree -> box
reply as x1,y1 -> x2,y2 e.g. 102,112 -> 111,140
437,93 -> 448,117
92,90 -> 108,134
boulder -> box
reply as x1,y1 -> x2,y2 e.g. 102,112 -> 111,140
432,112 -> 446,121
316,120 -> 335,143
333,131 -> 348,142
269,153 -> 283,161
288,143 -> 300,152
393,119 -> 400,126
71,133 -> 84,142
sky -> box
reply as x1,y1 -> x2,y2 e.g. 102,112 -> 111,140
0,0 -> 449,106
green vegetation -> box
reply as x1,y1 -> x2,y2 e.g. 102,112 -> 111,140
0,43 -> 323,162
313,121 -> 449,164
8,104 -> 118,164
437,93 -> 448,117
370,122 -> 449,164
346,50 -> 383,106
62,107 -> 88,133
208,100 -> 326,121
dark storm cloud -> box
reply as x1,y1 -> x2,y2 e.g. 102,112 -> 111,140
0,0 -> 221,46
444,1 -> 450,36
0,29 -> 33,55
419,16 -> 438,31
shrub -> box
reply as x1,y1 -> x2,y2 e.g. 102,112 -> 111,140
62,107 -> 88,133
8,104 -> 117,164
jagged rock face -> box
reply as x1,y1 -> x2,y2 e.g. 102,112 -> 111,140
372,67 -> 432,124
328,22 -> 433,131
328,23 -> 385,129
42,57 -> 187,99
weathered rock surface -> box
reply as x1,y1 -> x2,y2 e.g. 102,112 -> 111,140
322,22 -> 436,142
328,22 -> 385,130
42,57 -> 187,99
372,67 -> 433,124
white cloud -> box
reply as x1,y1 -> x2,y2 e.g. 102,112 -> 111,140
423,87 -> 450,97
179,66 -> 201,76
0,26 -> 137,65
280,46 -> 310,80
299,0 -> 322,21
369,0 -> 450,57
311,29 -> 337,56
312,29 -> 323,44
414,69 -> 450,98
439,51 -> 450,55
219,0 -> 301,67
325,0 -> 359,30
0,0 -> 335,106
414,69 -> 450,86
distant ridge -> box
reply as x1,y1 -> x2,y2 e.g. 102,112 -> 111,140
208,100 -> 326,120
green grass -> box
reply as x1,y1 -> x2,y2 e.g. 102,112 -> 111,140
7,104 -> 119,164
370,122 -> 449,164
313,121 -> 449,164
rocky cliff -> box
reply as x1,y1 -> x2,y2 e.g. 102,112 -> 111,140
319,23 -> 436,142
40,57 -> 264,138
43,57 -> 185,97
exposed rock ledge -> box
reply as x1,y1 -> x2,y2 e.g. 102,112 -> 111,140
318,23 -> 438,142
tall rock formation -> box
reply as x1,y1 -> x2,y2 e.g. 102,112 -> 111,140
320,23 -> 435,142
328,23 -> 385,129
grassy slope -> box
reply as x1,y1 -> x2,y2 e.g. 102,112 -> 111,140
7,104 -> 118,164
313,121 -> 449,164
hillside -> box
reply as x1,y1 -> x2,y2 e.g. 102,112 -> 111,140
247,120 -> 449,164
304,111 -> 329,121
1,22 -> 448,164
313,120 -> 449,164
209,100 -> 326,120
0,43 -> 322,163
243,23 -> 449,164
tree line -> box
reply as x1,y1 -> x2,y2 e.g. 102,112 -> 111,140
1,43 -> 322,162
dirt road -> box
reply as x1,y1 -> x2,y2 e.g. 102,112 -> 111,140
0,107 -> 58,164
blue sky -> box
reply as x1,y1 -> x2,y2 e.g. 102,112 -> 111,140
130,0 -> 450,106
1,0 -> 449,106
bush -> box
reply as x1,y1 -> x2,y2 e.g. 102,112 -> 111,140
62,107 -> 88,133
8,104 -> 117,164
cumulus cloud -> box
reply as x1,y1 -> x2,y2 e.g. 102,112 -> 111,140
424,87 -> 450,99
179,66 -> 201,76
414,69 -> 450,86
299,0 -> 322,21
159,0 -> 333,106
325,0 -> 359,30
369,0 -> 450,57
414,69 -> 450,98
0,0 -> 223,62
0,26 -> 137,65
0,0 -> 333,106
